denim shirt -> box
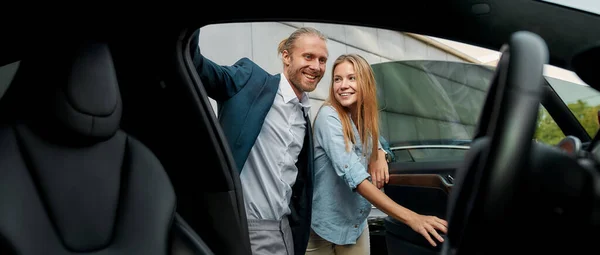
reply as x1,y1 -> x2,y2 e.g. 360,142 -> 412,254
311,105 -> 381,245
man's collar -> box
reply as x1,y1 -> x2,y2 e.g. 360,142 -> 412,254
279,73 -> 311,117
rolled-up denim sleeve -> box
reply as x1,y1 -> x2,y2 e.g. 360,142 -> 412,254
315,107 -> 370,190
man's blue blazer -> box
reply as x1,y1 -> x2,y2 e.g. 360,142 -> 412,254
190,32 -> 314,255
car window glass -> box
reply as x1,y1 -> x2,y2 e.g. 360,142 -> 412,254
372,60 -> 491,162
535,105 -> 566,145
544,70 -> 600,138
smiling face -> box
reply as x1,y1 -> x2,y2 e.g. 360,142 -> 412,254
282,34 -> 328,98
327,54 -> 380,161
332,61 -> 359,111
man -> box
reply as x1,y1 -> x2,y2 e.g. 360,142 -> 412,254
190,27 -> 329,255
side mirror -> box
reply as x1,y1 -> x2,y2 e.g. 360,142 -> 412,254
557,135 -> 582,157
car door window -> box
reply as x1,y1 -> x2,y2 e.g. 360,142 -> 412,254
545,74 -> 600,138
374,60 -> 491,162
534,105 -> 566,145
374,60 -> 585,162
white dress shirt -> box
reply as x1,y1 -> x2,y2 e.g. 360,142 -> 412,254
239,72 -> 311,221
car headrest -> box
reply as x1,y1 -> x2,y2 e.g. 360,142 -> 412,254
54,42 -> 122,140
0,41 -> 122,143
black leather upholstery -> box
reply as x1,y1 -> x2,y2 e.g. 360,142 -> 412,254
0,42 -> 213,254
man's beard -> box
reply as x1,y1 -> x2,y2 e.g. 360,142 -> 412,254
287,67 -> 318,93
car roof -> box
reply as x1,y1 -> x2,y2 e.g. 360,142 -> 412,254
3,1 -> 599,81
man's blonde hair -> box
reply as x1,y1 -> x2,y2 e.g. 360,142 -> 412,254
277,27 -> 327,56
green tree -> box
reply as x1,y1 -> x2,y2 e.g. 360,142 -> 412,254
566,100 -> 600,137
534,100 -> 600,145
534,107 -> 565,145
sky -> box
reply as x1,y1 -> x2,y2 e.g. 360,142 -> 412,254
542,0 -> 600,15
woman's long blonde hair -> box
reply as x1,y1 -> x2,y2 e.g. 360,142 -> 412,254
325,54 -> 380,162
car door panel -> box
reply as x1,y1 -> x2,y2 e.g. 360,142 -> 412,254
384,161 -> 460,255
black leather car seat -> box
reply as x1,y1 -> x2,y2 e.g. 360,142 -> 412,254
0,41 -> 213,255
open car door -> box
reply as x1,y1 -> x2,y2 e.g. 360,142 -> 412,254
374,52 -> 598,254
371,60 -> 491,254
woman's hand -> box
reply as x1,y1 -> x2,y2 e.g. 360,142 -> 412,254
406,213 -> 448,247
368,149 -> 389,189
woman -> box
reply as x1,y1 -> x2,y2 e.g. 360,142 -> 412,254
306,54 -> 448,254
